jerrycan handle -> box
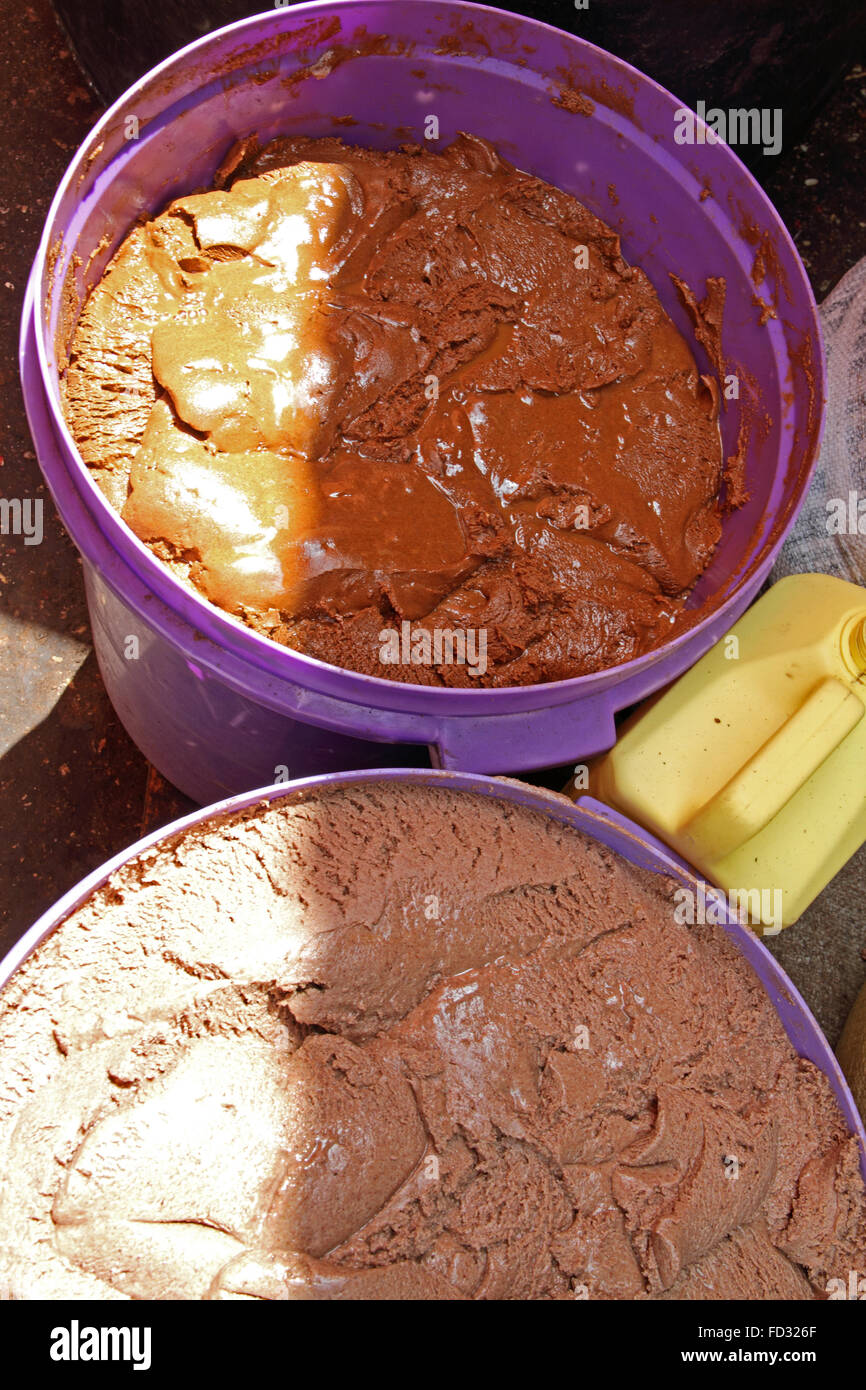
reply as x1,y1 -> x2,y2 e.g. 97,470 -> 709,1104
681,677 -> 863,860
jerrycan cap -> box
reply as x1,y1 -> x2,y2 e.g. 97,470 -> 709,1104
842,613 -> 866,679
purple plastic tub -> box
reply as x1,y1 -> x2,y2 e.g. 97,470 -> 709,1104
2,770 -> 863,1196
20,1 -> 825,804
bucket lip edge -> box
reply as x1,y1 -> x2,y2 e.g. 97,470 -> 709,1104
2,766 -> 862,1160
26,0 -> 827,706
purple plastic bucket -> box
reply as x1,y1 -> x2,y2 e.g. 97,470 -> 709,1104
20,1 -> 825,804
2,770 -> 863,1191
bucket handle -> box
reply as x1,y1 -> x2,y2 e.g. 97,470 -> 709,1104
431,695 -> 618,773
681,676 -> 863,859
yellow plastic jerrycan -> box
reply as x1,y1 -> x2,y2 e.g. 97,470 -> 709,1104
590,574 -> 866,932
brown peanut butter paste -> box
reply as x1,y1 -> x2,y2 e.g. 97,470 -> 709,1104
0,782 -> 863,1300
65,134 -> 728,685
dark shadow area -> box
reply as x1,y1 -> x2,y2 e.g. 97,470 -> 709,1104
0,0 -> 101,638
0,650 -> 191,961
54,0 -> 866,182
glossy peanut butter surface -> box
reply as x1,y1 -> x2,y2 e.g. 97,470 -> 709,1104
65,135 -> 725,685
